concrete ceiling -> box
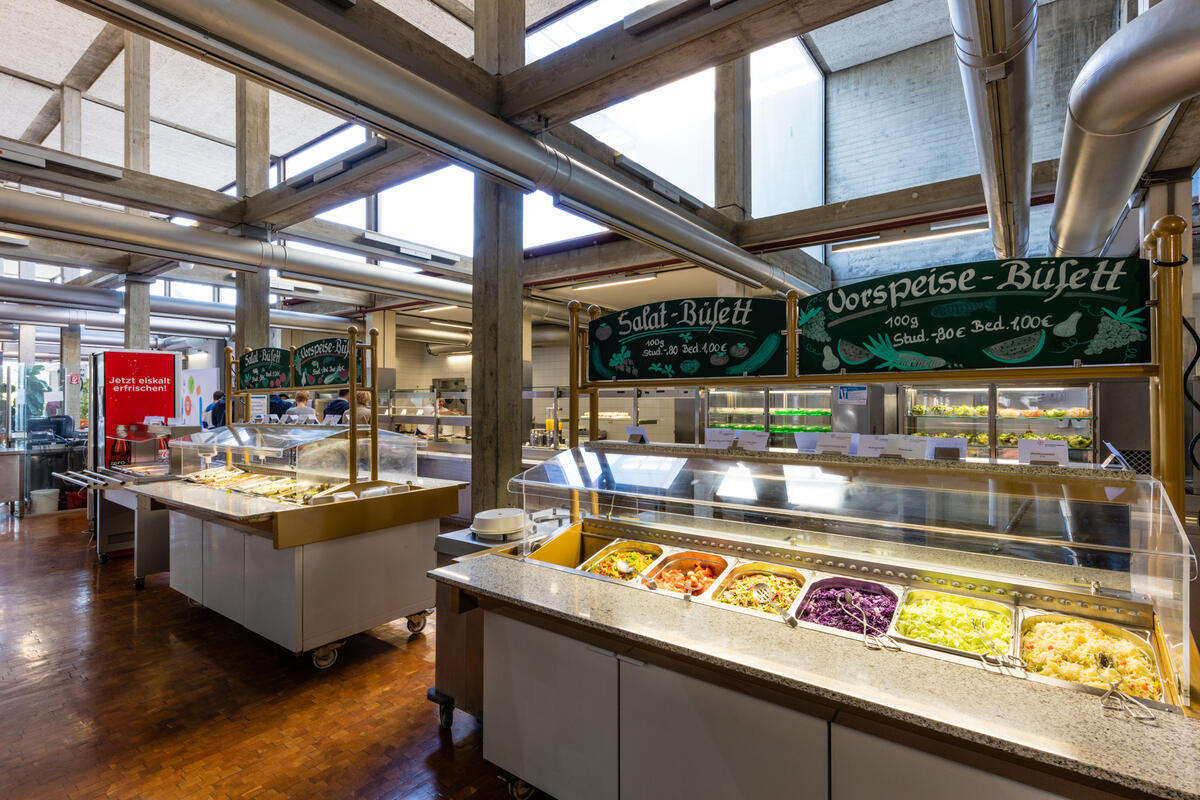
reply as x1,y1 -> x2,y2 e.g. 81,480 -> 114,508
805,0 -> 1060,73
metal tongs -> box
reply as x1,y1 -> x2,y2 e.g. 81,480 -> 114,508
616,559 -> 657,590
1096,652 -> 1155,721
753,582 -> 797,627
971,618 -> 1025,671
836,589 -> 899,651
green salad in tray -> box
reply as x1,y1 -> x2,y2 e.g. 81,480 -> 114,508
895,593 -> 1012,655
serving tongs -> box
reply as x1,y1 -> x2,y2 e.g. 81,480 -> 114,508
616,559 -> 657,590
836,589 -> 899,651
971,618 -> 1024,672
753,582 -> 797,627
1096,652 -> 1155,721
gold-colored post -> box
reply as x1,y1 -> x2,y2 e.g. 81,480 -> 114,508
347,326 -> 359,487
1152,215 -> 1188,517
368,327 -> 379,482
588,305 -> 602,442
568,301 -> 581,448
786,290 -> 799,379
224,346 -> 236,424
1145,233 -> 1162,485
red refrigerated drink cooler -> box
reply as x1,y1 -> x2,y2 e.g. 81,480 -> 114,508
91,350 -> 180,472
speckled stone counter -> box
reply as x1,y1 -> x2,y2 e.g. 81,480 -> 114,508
431,554 -> 1200,800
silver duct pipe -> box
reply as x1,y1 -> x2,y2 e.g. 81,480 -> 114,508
1050,0 -> 1200,257
0,274 -> 352,333
0,302 -> 235,338
948,0 -> 1037,258
420,325 -> 570,353
0,325 -> 130,347
0,192 -> 566,321
396,325 -> 472,345
62,0 -> 816,296
426,343 -> 473,356
156,336 -> 205,351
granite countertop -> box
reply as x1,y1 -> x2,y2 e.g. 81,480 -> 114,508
126,479 -> 285,522
431,555 -> 1200,800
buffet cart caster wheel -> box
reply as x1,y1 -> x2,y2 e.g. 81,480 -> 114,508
438,703 -> 454,730
311,648 -> 339,670
134,577 -> 145,590
99,553 -> 109,564
186,597 -> 202,608
406,613 -> 428,634
506,779 -> 536,800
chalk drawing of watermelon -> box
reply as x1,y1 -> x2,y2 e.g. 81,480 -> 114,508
836,339 -> 872,366
983,330 -> 1046,364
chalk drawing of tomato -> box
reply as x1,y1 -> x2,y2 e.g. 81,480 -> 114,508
729,342 -> 750,359
593,323 -> 612,341
710,351 -> 729,366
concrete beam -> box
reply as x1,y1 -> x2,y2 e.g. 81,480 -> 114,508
1,235 -> 131,273
1148,98 -> 1200,177
738,159 -> 1060,251
20,24 -> 125,145
499,0 -> 888,129
243,137 -> 443,228
523,237 -> 672,284
235,76 -> 273,354
714,57 -> 751,222
124,32 -> 151,174
0,137 -> 243,225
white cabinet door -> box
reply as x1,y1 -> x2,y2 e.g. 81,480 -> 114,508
243,533 -> 301,652
168,511 -> 203,602
483,613 -> 618,800
831,724 -> 1067,800
202,522 -> 245,625
620,658 -> 828,799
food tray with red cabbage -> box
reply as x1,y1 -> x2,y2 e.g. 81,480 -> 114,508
796,576 -> 902,639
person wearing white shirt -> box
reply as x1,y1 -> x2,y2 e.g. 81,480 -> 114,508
284,390 -> 318,422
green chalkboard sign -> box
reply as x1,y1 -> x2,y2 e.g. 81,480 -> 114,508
588,297 -> 787,381
294,337 -> 352,387
239,347 -> 291,390
797,258 -> 1151,374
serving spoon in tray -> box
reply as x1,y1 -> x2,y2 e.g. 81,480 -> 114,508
616,559 -> 657,590
753,582 -> 798,627
971,618 -> 1024,671
1096,652 -> 1155,721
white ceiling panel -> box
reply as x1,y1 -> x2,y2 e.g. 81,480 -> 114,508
80,98 -> 123,167
270,91 -> 349,156
0,77 -> 52,139
0,0 -> 106,84
376,0 -> 474,56
151,126 -> 235,191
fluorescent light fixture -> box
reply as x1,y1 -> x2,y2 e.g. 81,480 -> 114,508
830,223 -> 989,253
575,275 -> 657,291
419,304 -> 459,313
0,231 -> 31,246
429,321 -> 471,330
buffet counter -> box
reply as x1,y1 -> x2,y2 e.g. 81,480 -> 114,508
432,553 -> 1199,800
418,442 -> 557,523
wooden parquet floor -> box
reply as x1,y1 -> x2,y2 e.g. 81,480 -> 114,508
0,510 -> 512,800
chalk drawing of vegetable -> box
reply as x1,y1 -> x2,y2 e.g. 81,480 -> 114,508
710,351 -> 730,366
729,342 -> 750,359
680,332 -> 693,343
593,323 -> 613,341
1052,310 -> 1082,338
797,306 -> 830,342
821,345 -> 839,371
1084,306 -> 1147,355
836,340 -> 872,365
862,334 -> 947,371
680,359 -> 701,375
608,346 -> 631,369
726,333 -> 781,375
648,363 -> 675,377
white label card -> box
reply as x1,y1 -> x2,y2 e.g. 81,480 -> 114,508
856,434 -> 888,458
704,428 -> 738,449
738,430 -> 769,451
888,434 -> 929,460
167,417 -> 186,426
794,432 -> 819,453
321,415 -> 342,426
1018,438 -> 1068,466
625,425 -> 648,443
249,394 -> 268,421
143,416 -> 165,425
815,432 -> 854,455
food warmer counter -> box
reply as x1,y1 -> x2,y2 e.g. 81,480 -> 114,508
128,424 -> 464,668
430,446 -> 1197,800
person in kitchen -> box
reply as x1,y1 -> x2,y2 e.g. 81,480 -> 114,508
324,388 -> 350,422
207,391 -> 226,429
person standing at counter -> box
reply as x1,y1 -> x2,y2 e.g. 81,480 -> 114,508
285,392 -> 317,421
324,389 -> 350,421
204,391 -> 225,429
355,390 -> 372,425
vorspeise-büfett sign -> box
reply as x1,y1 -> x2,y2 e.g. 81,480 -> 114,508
796,258 -> 1150,374
294,337 -> 351,387
239,347 -> 291,390
588,297 -> 787,381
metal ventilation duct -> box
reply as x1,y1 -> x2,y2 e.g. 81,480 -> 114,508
60,0 -> 816,295
1050,0 -> 1200,257
948,0 -> 1037,258
0,302 -> 236,338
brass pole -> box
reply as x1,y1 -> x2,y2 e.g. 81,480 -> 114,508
588,305 -> 602,442
1144,233 -> 1162,485
224,346 -> 235,424
568,301 -> 581,448
368,327 -> 379,482
347,326 -> 359,487
786,290 -> 799,379
1152,215 -> 1188,517
289,345 -> 297,389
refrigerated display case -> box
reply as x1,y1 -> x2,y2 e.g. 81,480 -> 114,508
705,388 -> 767,432
903,384 -> 1096,463
430,445 -> 1197,798
767,388 -> 833,444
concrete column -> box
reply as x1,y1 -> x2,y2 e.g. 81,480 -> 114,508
715,57 -> 751,222
61,325 -> 82,421
18,325 -> 36,365
472,0 -> 525,512
60,85 -> 84,282
368,310 -> 398,368
123,33 -> 150,174
123,276 -> 151,349
1141,182 -> 1194,314
234,77 -> 272,355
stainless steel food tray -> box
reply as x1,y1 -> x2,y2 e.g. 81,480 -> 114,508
794,574 -> 905,643
888,588 -> 1018,661
699,561 -> 810,622
642,550 -> 730,596
576,540 -> 670,587
1017,609 -> 1168,706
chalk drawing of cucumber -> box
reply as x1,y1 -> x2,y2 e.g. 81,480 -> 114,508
1052,311 -> 1082,338
862,335 -> 947,371
983,330 -> 1046,364
724,333 -> 781,375
821,346 -> 839,371
836,339 -> 872,366
591,344 -> 615,378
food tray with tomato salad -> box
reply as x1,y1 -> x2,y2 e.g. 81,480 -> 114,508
642,551 -> 729,596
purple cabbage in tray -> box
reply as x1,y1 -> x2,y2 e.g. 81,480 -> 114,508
799,583 -> 897,634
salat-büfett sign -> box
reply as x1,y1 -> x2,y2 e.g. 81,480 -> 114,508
588,297 -> 787,381
239,347 -> 291,390
796,257 -> 1150,374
